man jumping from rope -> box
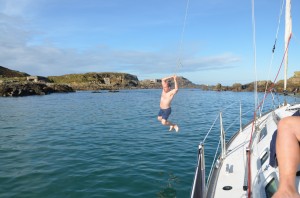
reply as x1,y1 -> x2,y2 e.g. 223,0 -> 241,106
157,75 -> 179,132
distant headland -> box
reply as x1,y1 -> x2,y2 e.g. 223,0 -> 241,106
0,66 -> 299,97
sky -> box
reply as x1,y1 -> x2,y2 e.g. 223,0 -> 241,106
0,0 -> 299,85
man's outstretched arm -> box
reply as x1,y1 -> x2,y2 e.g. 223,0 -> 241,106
172,75 -> 178,94
173,75 -> 178,91
161,76 -> 173,86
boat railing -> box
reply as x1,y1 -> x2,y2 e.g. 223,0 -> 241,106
206,139 -> 221,186
206,105 -> 254,182
191,101 -> 253,198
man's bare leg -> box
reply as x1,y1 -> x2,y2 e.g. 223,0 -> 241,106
273,117 -> 300,198
169,124 -> 179,132
174,125 -> 179,132
158,116 -> 162,122
161,119 -> 179,132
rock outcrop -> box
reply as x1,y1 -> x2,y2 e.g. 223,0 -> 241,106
0,66 -> 74,97
48,72 -> 139,90
0,82 -> 74,97
275,72 -> 300,93
139,76 -> 200,89
1,66 -> 200,93
6,66 -> 299,96
209,71 -> 300,94
0,66 -> 30,77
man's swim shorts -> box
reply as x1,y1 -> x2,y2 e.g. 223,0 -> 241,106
158,107 -> 172,120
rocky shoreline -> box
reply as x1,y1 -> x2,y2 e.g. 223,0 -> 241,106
0,82 -> 75,97
1,66 -> 299,97
0,76 -> 199,97
0,66 -> 200,97
202,71 -> 300,95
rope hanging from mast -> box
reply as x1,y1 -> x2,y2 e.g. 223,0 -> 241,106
175,0 -> 190,74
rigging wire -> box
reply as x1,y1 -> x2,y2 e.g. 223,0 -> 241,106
201,114 -> 219,144
260,0 -> 285,114
207,139 -> 221,182
174,0 -> 190,74
246,29 -> 292,198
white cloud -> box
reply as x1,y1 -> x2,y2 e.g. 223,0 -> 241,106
0,0 -> 33,16
0,14 -> 31,46
0,12 -> 241,78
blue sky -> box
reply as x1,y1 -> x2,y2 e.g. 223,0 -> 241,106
0,0 -> 299,85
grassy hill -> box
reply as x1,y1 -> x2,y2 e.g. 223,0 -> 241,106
0,66 -> 30,78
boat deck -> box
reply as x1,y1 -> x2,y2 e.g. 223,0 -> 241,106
210,104 -> 300,197
213,119 -> 252,197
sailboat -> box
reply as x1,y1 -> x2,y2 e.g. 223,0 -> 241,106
191,0 -> 300,197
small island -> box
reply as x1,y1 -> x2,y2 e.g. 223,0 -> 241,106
0,66 -> 199,97
0,65 -> 299,97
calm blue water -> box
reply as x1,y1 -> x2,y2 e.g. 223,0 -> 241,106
0,89 -> 298,198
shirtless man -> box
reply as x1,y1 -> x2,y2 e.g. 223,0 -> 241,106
157,75 -> 179,132
273,116 -> 300,198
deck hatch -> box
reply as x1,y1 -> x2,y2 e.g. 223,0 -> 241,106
222,186 -> 232,191
259,125 -> 267,142
260,150 -> 269,166
265,177 -> 278,198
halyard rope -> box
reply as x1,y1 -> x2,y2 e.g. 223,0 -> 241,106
175,0 -> 190,74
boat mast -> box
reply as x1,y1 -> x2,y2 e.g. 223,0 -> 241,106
284,0 -> 292,91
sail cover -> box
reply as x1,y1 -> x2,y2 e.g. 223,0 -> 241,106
284,0 -> 292,90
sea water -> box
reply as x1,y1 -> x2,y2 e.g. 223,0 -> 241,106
0,89 -> 297,198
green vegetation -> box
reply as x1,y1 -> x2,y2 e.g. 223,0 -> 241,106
48,72 -> 131,84
0,66 -> 29,78
1,65 -> 298,93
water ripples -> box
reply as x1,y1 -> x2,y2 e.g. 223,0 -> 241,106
1,90 -> 296,197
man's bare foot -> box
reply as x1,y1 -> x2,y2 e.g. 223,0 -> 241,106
174,125 -> 179,132
273,188 -> 300,198
169,125 -> 174,131
273,191 -> 300,198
